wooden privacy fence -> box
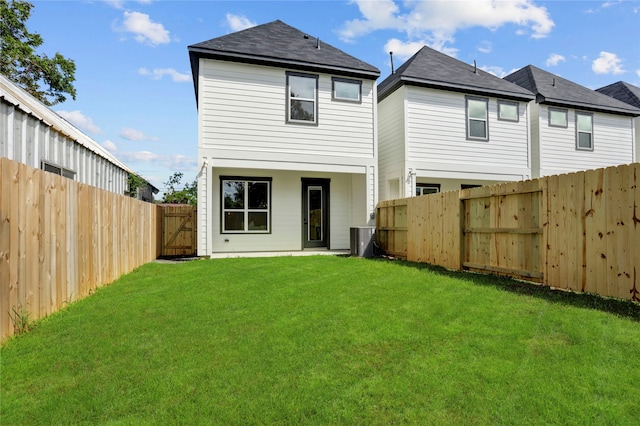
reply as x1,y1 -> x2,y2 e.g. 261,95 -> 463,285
377,163 -> 640,302
0,157 -> 162,341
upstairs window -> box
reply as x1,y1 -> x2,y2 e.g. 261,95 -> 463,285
221,177 -> 271,233
466,96 -> 489,140
41,161 -> 75,179
576,112 -> 594,150
498,100 -> 519,122
332,77 -> 361,103
287,72 -> 318,124
549,107 -> 568,128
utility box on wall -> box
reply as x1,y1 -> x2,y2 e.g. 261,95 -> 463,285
350,226 -> 375,258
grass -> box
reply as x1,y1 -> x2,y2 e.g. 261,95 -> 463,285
2,256 -> 640,425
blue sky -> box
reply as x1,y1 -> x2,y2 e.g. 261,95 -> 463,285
27,0 -> 640,194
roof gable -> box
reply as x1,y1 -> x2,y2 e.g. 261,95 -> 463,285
377,46 -> 535,102
188,20 -> 380,99
504,65 -> 640,116
596,81 -> 640,109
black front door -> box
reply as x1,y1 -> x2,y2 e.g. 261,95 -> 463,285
302,179 -> 329,249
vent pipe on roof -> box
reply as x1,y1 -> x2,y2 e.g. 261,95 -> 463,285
390,51 -> 395,74
474,60 -> 478,74
316,37 -> 320,49
552,78 -> 556,87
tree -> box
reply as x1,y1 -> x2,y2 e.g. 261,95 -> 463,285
162,172 -> 197,206
0,0 -> 76,105
125,173 -> 147,198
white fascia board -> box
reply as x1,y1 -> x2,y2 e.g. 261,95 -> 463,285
409,160 -> 530,181
211,158 -> 367,174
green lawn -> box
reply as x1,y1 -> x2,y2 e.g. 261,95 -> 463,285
2,256 -> 639,425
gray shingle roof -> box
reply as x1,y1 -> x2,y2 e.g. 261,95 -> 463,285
504,65 -> 640,116
377,46 -> 535,102
596,81 -> 640,110
188,20 -> 380,99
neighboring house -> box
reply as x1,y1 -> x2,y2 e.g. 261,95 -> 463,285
134,181 -> 159,203
505,66 -> 640,177
0,74 -> 154,199
377,46 -> 536,201
188,20 -> 380,256
596,81 -> 640,162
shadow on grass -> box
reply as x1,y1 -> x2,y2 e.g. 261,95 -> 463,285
368,257 -> 640,322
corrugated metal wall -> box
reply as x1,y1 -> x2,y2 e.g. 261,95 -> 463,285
0,99 -> 128,194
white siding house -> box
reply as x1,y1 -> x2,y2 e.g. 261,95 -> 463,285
377,47 -> 535,200
189,20 -> 380,256
596,81 -> 640,163
0,74 -> 153,197
505,66 -> 640,177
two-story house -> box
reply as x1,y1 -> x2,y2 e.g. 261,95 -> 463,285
377,46 -> 535,201
505,66 -> 640,177
596,81 -> 640,163
188,20 -> 380,256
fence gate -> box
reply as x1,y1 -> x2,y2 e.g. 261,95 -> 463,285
160,204 -> 197,257
461,180 -> 544,282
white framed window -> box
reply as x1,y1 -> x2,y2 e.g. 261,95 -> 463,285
498,100 -> 519,122
466,96 -> 489,140
286,72 -> 318,124
549,107 -> 568,128
416,184 -> 440,196
41,160 -> 75,179
332,77 -> 361,103
576,111 -> 594,150
221,177 -> 271,233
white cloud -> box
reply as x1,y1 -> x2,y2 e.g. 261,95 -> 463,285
57,110 -> 101,134
546,53 -> 566,67
138,67 -> 191,83
160,154 -> 198,171
384,34 -> 458,62
102,140 -> 118,152
119,127 -> 157,141
592,51 -> 625,74
114,150 -> 197,172
340,0 -> 554,44
602,1 -> 622,8
479,66 -> 505,78
385,39 -> 426,61
118,11 -> 170,45
636,69 -> 640,77
105,0 -> 152,8
225,13 -> 257,32
118,150 -> 160,163
477,41 -> 492,54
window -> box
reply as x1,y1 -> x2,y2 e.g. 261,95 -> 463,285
416,184 -> 440,196
498,100 -> 519,122
576,111 -> 594,150
41,161 -> 75,179
549,107 -> 568,128
287,72 -> 318,124
332,77 -> 361,103
221,177 -> 271,233
461,184 -> 482,190
466,96 -> 488,140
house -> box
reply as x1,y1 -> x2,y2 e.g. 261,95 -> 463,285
0,74 -> 155,200
188,20 -> 380,256
504,66 -> 640,177
596,81 -> 640,162
377,46 -> 536,201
